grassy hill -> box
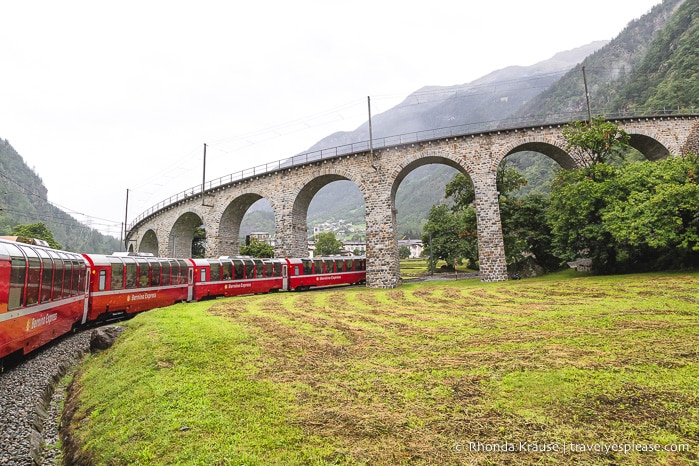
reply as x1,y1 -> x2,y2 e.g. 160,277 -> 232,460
63,271 -> 699,465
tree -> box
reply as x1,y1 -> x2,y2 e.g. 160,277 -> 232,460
11,222 -> 61,249
191,226 -> 206,258
547,154 -> 699,273
240,237 -> 274,258
421,204 -> 478,270
399,245 -> 411,259
562,116 -> 631,167
314,231 -> 344,256
546,164 -> 619,272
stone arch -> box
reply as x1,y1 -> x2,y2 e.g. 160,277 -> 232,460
217,192 -> 274,256
139,229 -> 159,255
289,172 -> 358,256
494,137 -> 576,172
389,147 -> 471,200
627,133 -> 671,161
169,212 -> 204,258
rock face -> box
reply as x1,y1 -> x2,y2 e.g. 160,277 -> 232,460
89,326 -> 126,353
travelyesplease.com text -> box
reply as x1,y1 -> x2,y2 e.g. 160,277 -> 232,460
454,441 -> 690,455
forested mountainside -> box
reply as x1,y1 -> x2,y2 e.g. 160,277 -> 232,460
514,0 -> 688,120
0,138 -> 122,253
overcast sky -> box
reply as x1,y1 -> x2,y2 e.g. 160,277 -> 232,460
1,0 -> 662,238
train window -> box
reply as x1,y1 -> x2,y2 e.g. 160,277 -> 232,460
72,257 -> 83,295
137,258 -> 150,288
274,261 -> 282,277
5,243 -> 26,310
222,261 -> 233,280
79,259 -> 87,294
262,260 -> 274,278
243,259 -> 255,279
38,250 -> 53,303
110,258 -> 124,290
177,260 -> 189,284
151,261 -> 161,287
314,259 -> 323,274
200,268 -> 206,282
59,253 -> 73,298
233,260 -> 244,280
210,261 -> 221,281
253,260 -> 264,278
23,247 -> 41,306
49,251 -> 64,299
160,260 -> 171,286
168,260 -> 178,284
325,259 -> 334,274
302,259 -> 312,275
99,270 -> 107,291
124,258 -> 137,289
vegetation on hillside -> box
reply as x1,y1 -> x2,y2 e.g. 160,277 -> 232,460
0,138 -> 122,254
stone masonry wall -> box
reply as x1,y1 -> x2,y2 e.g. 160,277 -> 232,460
127,116 -> 699,288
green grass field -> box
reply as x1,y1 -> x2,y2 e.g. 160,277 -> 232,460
64,271 -> 699,465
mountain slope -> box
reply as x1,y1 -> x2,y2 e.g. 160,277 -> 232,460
514,0 -> 687,120
0,138 -> 122,253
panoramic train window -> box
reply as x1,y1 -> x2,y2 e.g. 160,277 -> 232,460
243,259 -> 255,279
262,260 -> 275,278
37,249 -> 53,303
325,259 -> 334,274
59,253 -> 73,298
23,247 -> 41,306
151,261 -> 161,287
160,260 -> 171,286
233,260 -> 244,280
136,258 -> 150,288
222,261 -> 233,280
49,251 -> 64,299
124,259 -> 137,289
314,259 -> 323,274
253,260 -> 264,278
177,260 -> 189,284
209,261 -> 221,281
6,243 -> 26,310
302,259 -> 312,275
110,258 -> 124,290
273,261 -> 282,277
73,257 -> 85,295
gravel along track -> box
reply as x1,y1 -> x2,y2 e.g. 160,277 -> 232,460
0,332 -> 91,466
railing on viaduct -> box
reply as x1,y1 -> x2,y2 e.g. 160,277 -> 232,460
127,107 -> 698,232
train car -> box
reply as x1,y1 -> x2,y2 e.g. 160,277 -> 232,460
191,256 -> 286,300
285,256 -> 366,291
82,253 -> 193,321
0,238 -> 89,360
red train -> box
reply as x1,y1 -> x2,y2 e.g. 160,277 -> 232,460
0,237 -> 366,362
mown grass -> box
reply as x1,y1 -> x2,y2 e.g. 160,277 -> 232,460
67,271 -> 699,465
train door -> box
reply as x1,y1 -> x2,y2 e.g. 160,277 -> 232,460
282,264 -> 288,291
187,266 -> 194,302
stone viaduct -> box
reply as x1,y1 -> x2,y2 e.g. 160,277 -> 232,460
126,115 -> 699,288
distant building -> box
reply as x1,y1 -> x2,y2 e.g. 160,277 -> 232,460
246,232 -> 274,246
307,239 -> 366,257
398,239 -> 423,258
